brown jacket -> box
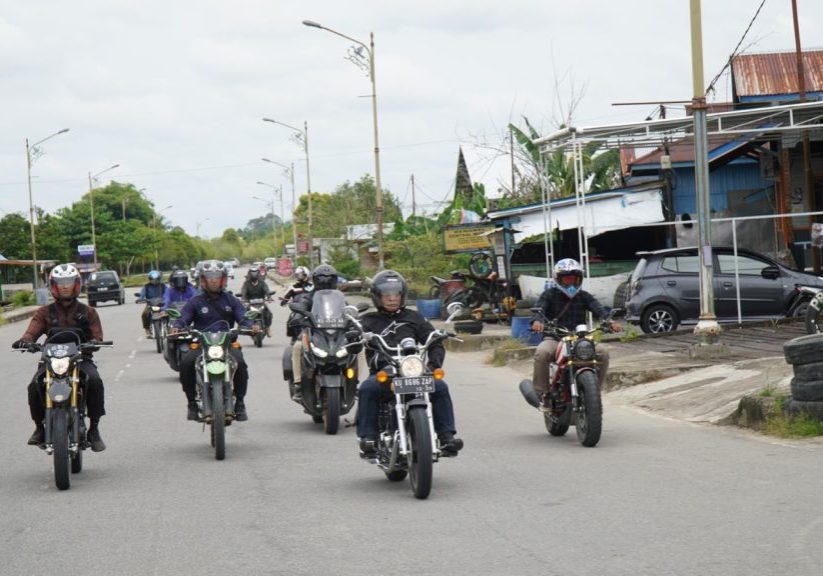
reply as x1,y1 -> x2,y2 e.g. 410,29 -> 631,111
20,300 -> 104,343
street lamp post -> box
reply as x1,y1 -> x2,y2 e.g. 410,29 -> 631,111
88,163 -> 120,269
256,182 -> 286,254
303,19 -> 385,269
263,118 -> 314,267
262,158 -> 297,256
25,128 -> 70,288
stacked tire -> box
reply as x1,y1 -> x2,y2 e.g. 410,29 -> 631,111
783,334 -> 823,419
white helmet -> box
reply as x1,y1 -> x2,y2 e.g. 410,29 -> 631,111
553,258 -> 584,298
49,263 -> 82,301
294,266 -> 311,282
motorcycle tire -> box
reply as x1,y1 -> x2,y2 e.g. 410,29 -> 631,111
71,443 -> 83,474
53,410 -> 71,490
211,382 -> 226,461
254,333 -> 263,348
575,371 -> 603,447
385,470 -> 408,482
805,304 -> 823,335
545,406 -> 571,437
784,333 -> 823,365
154,325 -> 163,354
323,388 -> 341,435
407,407 -> 433,500
312,415 -> 324,424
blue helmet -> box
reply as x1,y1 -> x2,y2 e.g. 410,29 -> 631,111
148,270 -> 162,284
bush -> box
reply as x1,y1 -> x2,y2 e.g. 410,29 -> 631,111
11,291 -> 35,307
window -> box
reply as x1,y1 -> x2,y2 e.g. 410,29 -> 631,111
717,254 -> 770,276
661,255 -> 699,273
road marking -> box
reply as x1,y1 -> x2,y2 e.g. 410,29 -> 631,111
129,349 -> 136,359
115,370 -> 125,382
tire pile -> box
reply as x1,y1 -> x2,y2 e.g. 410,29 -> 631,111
783,333 -> 823,419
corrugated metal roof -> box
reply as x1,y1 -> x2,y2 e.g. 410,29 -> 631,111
732,50 -> 823,97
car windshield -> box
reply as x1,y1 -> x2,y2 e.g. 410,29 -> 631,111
90,272 -> 116,282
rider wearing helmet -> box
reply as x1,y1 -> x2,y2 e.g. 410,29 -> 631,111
356,270 -> 463,458
529,258 -> 621,400
12,264 -> 107,451
281,266 -> 313,305
163,269 -> 197,310
170,260 -> 258,422
310,264 -> 338,291
240,267 -> 274,336
138,270 -> 167,337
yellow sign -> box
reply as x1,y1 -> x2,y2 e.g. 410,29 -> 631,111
443,225 -> 495,253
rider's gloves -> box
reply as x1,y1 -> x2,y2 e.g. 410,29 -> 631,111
12,339 -> 29,350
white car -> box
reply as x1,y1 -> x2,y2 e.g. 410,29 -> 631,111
222,262 -> 235,279
264,257 -> 278,270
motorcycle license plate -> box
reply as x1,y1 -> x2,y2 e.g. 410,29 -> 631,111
392,376 -> 435,394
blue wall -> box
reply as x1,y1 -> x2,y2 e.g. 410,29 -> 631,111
671,159 -> 773,216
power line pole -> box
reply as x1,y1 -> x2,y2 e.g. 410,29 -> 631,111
411,174 -> 416,217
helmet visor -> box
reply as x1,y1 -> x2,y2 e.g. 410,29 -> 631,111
52,277 -> 79,287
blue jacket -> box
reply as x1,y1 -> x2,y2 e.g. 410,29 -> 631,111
173,290 -> 252,331
163,284 -> 197,310
139,282 -> 166,301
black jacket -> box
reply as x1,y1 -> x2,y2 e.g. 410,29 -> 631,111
530,286 -> 610,332
360,307 -> 445,372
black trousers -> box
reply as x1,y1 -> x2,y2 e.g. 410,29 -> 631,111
28,359 -> 105,423
178,347 -> 249,403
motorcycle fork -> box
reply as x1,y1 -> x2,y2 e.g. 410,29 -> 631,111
70,367 -> 81,452
394,395 -> 409,456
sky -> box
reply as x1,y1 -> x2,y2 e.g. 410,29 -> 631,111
1,0 -> 821,240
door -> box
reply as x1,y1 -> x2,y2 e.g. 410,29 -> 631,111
715,252 -> 785,319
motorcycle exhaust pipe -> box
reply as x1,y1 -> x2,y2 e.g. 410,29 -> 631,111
519,379 -> 541,408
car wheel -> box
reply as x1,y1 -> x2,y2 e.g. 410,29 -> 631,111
640,304 -> 679,334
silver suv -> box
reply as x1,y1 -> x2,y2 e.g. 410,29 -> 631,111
625,246 -> 823,333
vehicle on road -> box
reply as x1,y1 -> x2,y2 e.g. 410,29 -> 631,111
85,271 -> 125,307
625,246 -> 823,333
264,257 -> 278,270
135,295 -> 166,353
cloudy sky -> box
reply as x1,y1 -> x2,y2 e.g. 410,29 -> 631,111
1,0 -> 821,239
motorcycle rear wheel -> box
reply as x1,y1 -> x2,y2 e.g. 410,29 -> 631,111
385,470 -> 408,482
154,322 -> 163,354
408,407 -> 433,500
254,332 -> 263,348
323,387 -> 341,435
53,410 -> 71,490
211,382 -> 226,460
544,406 -> 571,437
575,371 -> 603,447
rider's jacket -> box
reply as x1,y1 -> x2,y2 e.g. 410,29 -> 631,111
138,282 -> 166,300
20,300 -> 103,354
163,284 -> 197,310
360,307 -> 445,372
530,286 -> 610,332
241,280 -> 273,301
173,290 -> 252,331
282,281 -> 313,302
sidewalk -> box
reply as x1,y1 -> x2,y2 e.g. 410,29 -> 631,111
1,305 -> 39,325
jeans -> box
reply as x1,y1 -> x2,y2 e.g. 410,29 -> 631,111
356,375 -> 456,439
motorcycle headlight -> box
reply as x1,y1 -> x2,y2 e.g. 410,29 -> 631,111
573,339 -> 596,361
312,346 -> 329,358
207,345 -> 225,360
50,357 -> 71,376
400,356 -> 425,378
335,348 -> 349,358
152,306 -> 161,312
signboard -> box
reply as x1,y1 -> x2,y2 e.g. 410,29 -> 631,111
77,244 -> 95,257
443,224 -> 495,253
277,258 -> 294,277
297,240 -> 310,254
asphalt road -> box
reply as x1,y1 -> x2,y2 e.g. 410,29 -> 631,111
2,273 -> 823,575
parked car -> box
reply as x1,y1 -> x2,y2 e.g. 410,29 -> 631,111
222,261 -> 235,279
625,246 -> 823,333
85,270 -> 125,307
264,257 -> 278,270
227,257 -> 240,267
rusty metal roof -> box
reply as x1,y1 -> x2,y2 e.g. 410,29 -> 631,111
732,50 -> 823,97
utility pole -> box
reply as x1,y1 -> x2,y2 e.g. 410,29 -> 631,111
510,128 -> 517,196
411,174 -> 416,217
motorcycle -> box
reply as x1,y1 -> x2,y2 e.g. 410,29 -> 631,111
136,295 -> 167,354
178,319 -> 253,460
430,266 -> 514,323
163,303 -> 192,372
243,297 -> 271,348
798,285 -> 823,334
284,290 -> 367,435
347,302 -> 464,500
519,314 -> 616,447
13,329 -> 113,490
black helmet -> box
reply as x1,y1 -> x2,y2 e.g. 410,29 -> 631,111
312,264 -> 338,290
247,267 -> 260,281
170,269 -> 189,290
371,270 -> 407,312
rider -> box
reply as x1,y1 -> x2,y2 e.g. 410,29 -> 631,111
163,269 -> 197,310
12,264 -> 107,451
281,266 -> 313,305
170,260 -> 258,422
529,258 -> 621,400
240,267 -> 274,337
137,270 -> 167,337
356,270 -> 464,458
289,263 -> 338,401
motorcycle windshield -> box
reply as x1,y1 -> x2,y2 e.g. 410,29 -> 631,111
311,290 -> 347,329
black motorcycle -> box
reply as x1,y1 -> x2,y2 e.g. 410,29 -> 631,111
13,329 -> 113,490
243,297 -> 271,348
163,303 -> 192,372
283,290 -> 367,435
136,295 -> 167,353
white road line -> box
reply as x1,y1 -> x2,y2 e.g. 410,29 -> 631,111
129,350 -> 136,359
115,370 -> 125,382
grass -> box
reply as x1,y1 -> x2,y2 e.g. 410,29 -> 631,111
486,337 -> 533,367
764,396 -> 823,438
757,384 -> 777,397
618,324 -> 641,343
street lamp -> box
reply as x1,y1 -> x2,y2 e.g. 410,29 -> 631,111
255,182 -> 285,253
88,163 -> 119,269
303,19 -> 385,269
262,118 -> 314,267
25,128 -> 70,288
262,158 -> 298,257
153,204 -> 172,270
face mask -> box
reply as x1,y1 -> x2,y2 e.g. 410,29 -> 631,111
566,285 -> 577,296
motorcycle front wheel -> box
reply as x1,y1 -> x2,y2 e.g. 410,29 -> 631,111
407,407 -> 433,500
575,371 -> 603,447
52,409 -> 71,490
323,387 -> 341,435
211,382 -> 226,460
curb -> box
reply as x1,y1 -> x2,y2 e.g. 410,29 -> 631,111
1,308 -> 37,326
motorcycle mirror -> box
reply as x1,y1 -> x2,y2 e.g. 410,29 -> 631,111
356,302 -> 369,313
344,305 -> 360,318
